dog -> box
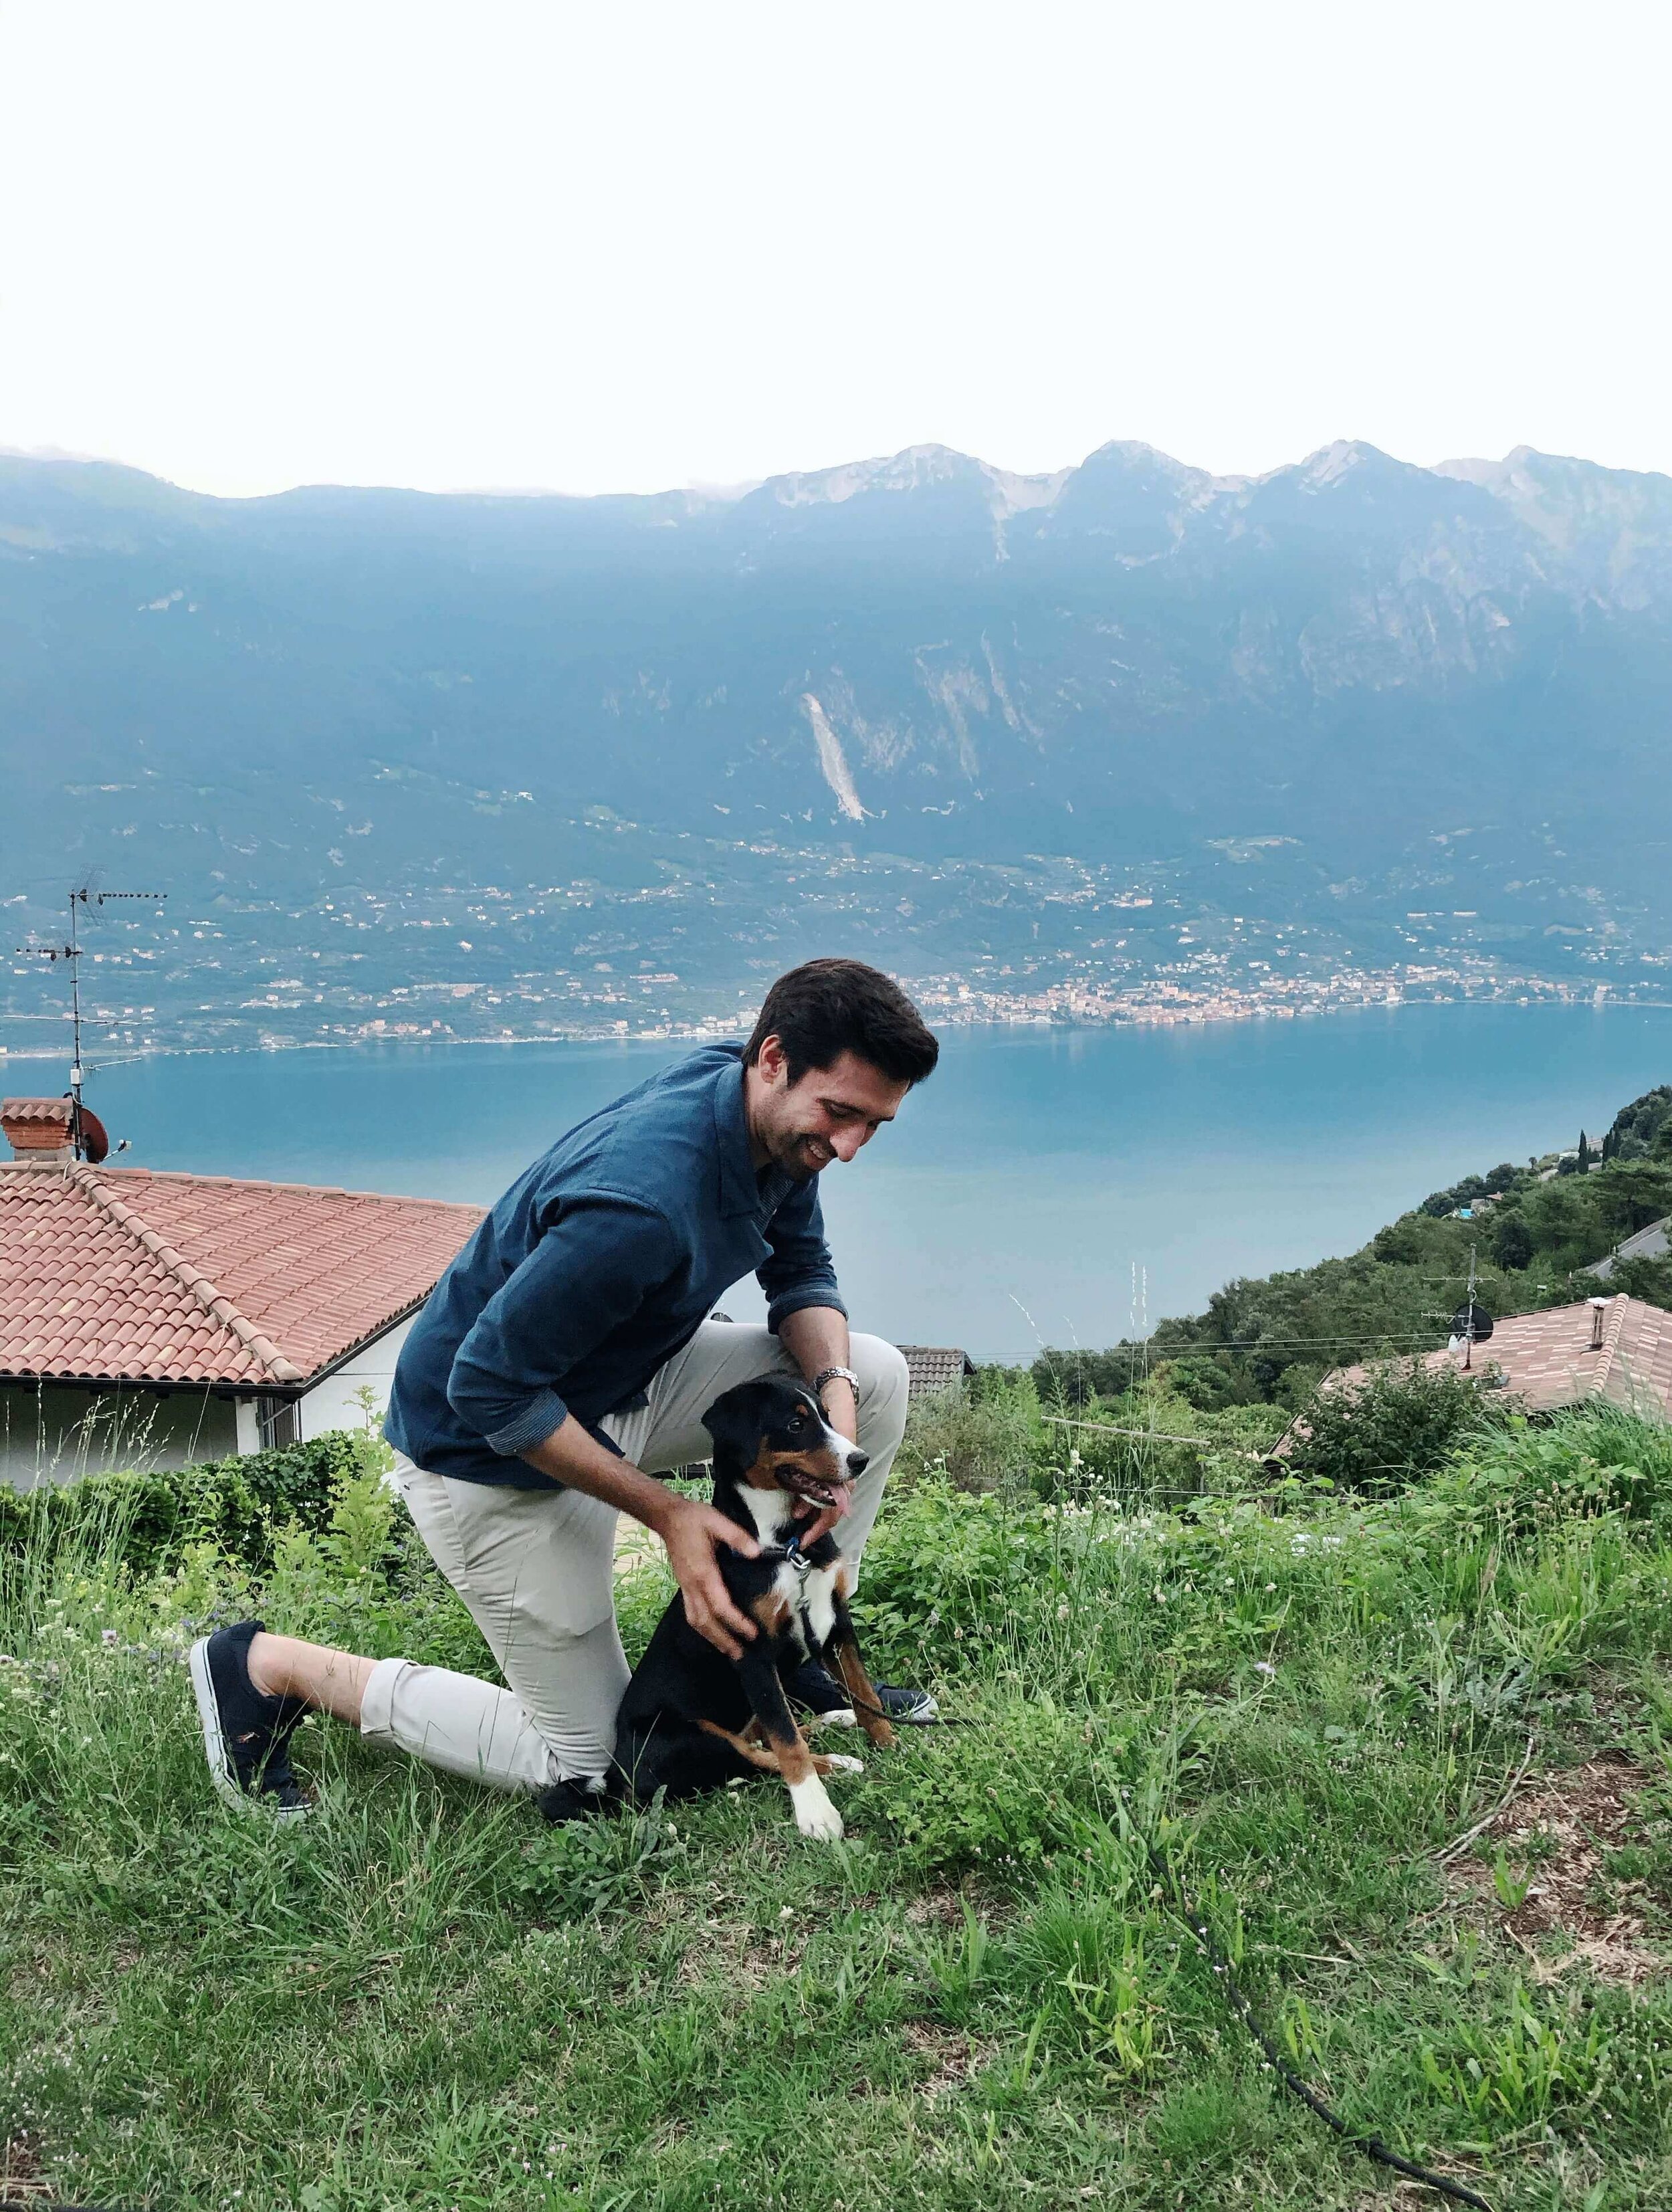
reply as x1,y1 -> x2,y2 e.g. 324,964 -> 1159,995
613,1373 -> 896,1841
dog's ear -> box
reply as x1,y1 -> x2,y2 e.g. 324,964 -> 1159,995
702,1381 -> 764,1464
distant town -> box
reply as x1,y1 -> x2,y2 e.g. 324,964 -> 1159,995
4,845 -> 1664,1063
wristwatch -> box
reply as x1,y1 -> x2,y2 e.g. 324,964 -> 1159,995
812,1364 -> 860,1403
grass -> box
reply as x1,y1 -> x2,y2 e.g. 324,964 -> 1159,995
5,1401 -> 1672,2208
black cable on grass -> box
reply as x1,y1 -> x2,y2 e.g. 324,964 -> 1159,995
1120,1804 -> 1495,2212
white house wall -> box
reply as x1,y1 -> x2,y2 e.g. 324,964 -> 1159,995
298,1316 -> 415,1443
0,1383 -> 241,1492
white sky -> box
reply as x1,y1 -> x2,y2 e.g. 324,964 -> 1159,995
2,0 -> 1669,499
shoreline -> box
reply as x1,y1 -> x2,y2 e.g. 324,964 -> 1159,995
4,986 -> 1672,1067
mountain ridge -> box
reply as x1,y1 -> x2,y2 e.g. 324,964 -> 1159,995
2,435 -> 1668,1049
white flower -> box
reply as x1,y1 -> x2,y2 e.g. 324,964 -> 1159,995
1253,1661 -> 1276,1677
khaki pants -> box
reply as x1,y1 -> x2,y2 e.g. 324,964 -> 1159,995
360,1322 -> 910,1790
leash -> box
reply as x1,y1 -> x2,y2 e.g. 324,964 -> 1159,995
1116,1793 -> 1494,2211
760,1532 -> 1483,2197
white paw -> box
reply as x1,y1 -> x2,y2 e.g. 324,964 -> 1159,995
825,1754 -> 865,1775
789,1775 -> 845,1841
809,1706 -> 857,1730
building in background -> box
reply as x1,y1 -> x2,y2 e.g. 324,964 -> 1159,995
0,1096 -> 480,1488
899,1344 -> 977,1401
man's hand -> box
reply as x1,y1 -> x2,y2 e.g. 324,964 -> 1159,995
654,1494 -> 762,1659
520,1415 -> 762,1658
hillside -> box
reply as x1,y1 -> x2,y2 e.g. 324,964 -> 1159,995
4,438 -> 1672,1047
1037,1084 -> 1672,1409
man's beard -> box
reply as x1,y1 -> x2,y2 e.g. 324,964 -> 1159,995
770,1126 -> 833,1179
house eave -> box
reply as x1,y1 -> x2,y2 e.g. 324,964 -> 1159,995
0,1300 -> 424,1403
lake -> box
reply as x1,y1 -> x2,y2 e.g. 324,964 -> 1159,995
69,1006 -> 1672,1363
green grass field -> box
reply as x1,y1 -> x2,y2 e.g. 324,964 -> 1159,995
5,1395 -> 1672,2210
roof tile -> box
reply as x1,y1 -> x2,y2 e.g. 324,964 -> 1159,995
0,1164 -> 480,1388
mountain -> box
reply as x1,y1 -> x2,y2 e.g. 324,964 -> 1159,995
2,437 -> 1669,1048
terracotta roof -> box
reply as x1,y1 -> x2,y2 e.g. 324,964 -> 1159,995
0,1163 -> 482,1389
1,1097 -> 71,1126
899,1344 -> 976,1398
1306,1296 -> 1672,1424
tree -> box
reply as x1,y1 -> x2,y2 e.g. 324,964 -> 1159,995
1491,1209 -> 1536,1271
1577,1130 -> 1593,1173
1594,1162 -> 1672,1241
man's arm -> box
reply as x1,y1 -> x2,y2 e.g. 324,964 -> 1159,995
519,1417 -> 761,1660
445,1194 -> 761,1657
778,1304 -> 857,1440
760,1177 -> 855,1545
777,1304 -> 857,1548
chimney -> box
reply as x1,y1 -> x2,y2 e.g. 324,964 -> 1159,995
1588,1295 -> 1608,1352
1,1096 -> 74,1167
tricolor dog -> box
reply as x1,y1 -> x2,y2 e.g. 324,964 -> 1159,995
613,1373 -> 895,1840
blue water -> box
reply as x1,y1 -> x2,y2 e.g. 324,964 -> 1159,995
62,1007 -> 1672,1362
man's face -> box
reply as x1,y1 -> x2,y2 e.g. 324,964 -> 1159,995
750,1039 -> 909,1179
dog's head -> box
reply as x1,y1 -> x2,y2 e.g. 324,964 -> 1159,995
702,1373 -> 868,1517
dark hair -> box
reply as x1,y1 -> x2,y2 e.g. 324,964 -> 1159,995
743,959 -> 940,1087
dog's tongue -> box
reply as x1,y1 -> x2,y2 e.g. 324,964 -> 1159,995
796,1479 -> 854,1524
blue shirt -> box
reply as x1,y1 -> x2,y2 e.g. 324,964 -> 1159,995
385,1044 -> 845,1487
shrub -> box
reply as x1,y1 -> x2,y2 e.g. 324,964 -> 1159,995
0,1432 -> 364,1579
896,1369 -> 1045,1494
1425,1403 -> 1672,1535
1285,1358 -> 1499,1495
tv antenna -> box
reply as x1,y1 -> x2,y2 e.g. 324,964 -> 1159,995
15,880 -> 166,1163
1449,1239 -> 1493,1373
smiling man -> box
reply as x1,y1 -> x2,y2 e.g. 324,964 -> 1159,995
188,959 -> 940,1820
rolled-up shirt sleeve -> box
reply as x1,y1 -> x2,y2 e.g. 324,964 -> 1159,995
446,1194 -> 675,1456
758,1177 -> 847,1335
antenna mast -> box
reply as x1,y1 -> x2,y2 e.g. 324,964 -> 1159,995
16,883 -> 166,1161
1463,1241 -> 1477,1373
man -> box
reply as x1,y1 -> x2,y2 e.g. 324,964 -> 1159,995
190,958 -> 940,1819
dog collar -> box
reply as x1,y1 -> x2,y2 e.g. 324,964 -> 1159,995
761,1531 -> 813,1576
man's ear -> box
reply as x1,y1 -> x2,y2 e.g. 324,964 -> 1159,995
756,1033 -> 788,1088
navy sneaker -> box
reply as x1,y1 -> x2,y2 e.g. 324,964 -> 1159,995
785,1658 -> 938,1726
188,1619 -> 311,1820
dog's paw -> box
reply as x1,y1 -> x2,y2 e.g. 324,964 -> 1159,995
809,1706 -> 858,1730
824,1754 -> 865,1775
789,1775 -> 844,1841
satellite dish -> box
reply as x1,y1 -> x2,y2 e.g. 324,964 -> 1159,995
76,1104 -> 111,1165
1451,1301 -> 1493,1342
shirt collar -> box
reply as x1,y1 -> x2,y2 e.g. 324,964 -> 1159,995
714,1053 -> 769,1218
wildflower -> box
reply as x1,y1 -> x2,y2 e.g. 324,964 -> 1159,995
1056,1601 -> 1070,1620
101,1629 -> 119,1648
1253,1661 -> 1276,1678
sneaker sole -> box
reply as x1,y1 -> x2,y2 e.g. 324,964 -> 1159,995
187,1637 -> 310,1822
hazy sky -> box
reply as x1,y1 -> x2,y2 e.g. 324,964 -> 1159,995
2,1 -> 1668,498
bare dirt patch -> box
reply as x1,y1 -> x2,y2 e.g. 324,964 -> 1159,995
670,1912 -> 777,1995
1446,1751 -> 1668,1983
0,2132 -> 49,2205
902,2021 -> 994,2102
